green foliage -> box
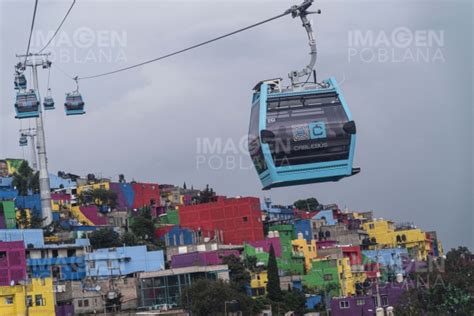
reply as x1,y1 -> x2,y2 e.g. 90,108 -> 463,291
266,244 -> 281,301
12,161 -> 39,196
294,197 -> 319,211
395,247 -> 474,315
120,231 -> 140,246
16,208 -> 44,229
89,228 -> 121,249
243,255 -> 259,272
221,254 -> 251,293
130,214 -> 155,242
181,279 -> 257,315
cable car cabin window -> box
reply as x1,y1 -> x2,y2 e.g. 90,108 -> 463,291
266,93 -> 351,167
248,104 -> 267,174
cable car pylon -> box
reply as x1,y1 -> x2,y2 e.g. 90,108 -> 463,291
15,52 -> 53,226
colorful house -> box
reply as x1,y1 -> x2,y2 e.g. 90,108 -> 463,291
179,197 -> 264,245
0,277 -> 55,316
85,245 -> 164,278
291,233 -> 317,272
170,249 -> 240,268
0,241 -> 26,286
0,201 -> 16,229
362,219 -> 431,260
304,257 -> 355,297
270,225 -> 305,276
250,271 -> 268,297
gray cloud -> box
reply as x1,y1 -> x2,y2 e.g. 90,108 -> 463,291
1,0 -> 472,250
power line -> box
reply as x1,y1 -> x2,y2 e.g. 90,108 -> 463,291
38,0 -> 77,53
24,0 -> 39,63
77,7 -> 298,81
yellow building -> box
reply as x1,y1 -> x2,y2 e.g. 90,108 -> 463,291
337,257 -> 356,296
363,219 -> 431,260
292,233 -> 317,272
0,278 -> 55,316
250,271 -> 268,297
77,181 -> 110,196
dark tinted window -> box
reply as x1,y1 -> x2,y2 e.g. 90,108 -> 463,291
248,103 -> 267,173
266,92 -> 350,166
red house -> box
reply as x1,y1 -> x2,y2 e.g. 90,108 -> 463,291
0,241 -> 26,286
342,246 -> 362,265
132,183 -> 161,210
179,197 -> 263,245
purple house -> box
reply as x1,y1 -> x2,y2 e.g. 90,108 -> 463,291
331,281 -> 410,316
171,249 -> 240,268
246,237 -> 282,257
0,241 -> 26,286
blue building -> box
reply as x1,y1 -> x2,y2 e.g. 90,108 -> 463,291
0,229 -> 45,248
312,210 -> 337,226
261,199 -> 294,222
86,245 -> 164,278
362,248 -> 409,276
162,226 -> 195,247
27,238 -> 90,281
294,219 -> 312,243
49,173 -> 76,190
15,194 -> 41,215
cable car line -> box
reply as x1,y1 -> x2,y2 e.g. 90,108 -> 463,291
76,7 -> 301,81
24,0 -> 39,64
38,0 -> 77,53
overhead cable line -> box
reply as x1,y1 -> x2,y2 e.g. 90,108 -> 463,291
24,0 -> 39,63
38,0 -> 77,53
76,5 -> 303,80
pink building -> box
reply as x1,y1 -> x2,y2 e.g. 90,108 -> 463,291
171,249 -> 240,268
0,241 -> 26,285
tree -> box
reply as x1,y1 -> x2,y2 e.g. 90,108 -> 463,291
89,228 -> 121,249
294,197 -> 319,211
395,246 -> 474,315
221,255 -> 251,293
120,232 -> 140,246
181,279 -> 257,315
12,161 -> 39,196
130,215 -> 155,241
266,244 -> 281,300
78,188 -> 118,208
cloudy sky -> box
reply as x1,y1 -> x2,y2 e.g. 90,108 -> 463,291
0,0 -> 472,250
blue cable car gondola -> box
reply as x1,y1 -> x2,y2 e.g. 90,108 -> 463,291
14,90 -> 40,119
248,0 -> 359,190
19,135 -> 28,147
65,78 -> 85,116
64,91 -> 85,115
43,89 -> 55,110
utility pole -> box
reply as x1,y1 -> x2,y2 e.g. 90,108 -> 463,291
16,53 -> 53,226
20,128 -> 37,171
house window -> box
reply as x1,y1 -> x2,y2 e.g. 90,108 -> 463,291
26,296 -> 33,307
356,299 -> 365,305
78,300 -> 83,307
107,260 -> 112,268
243,216 -> 248,222
89,261 -> 95,269
0,251 -> 6,259
369,223 -> 374,229
35,295 -> 44,306
323,274 -> 333,281
4,296 -> 14,305
382,296 -> 388,306
339,301 -> 350,309
84,299 -> 89,307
